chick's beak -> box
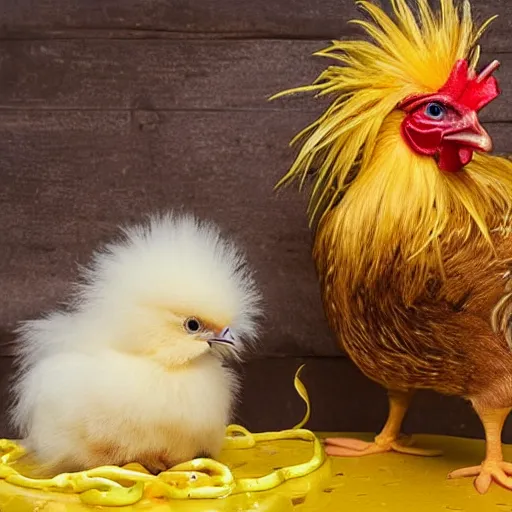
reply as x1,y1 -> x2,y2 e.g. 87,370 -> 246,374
207,327 -> 236,348
443,112 -> 492,153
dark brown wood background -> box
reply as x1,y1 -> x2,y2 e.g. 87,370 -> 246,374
0,0 -> 511,440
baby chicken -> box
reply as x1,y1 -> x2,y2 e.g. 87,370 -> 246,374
9,213 -> 262,475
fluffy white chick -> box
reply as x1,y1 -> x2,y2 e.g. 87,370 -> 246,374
9,213 -> 262,475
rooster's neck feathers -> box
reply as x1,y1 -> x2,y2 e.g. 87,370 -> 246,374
275,0 -> 512,302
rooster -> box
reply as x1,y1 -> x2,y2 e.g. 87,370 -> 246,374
274,0 -> 512,494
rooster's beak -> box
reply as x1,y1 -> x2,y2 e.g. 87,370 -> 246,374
207,327 -> 236,347
443,113 -> 493,153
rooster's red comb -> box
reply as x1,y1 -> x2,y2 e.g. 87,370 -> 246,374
439,59 -> 501,111
399,58 -> 501,112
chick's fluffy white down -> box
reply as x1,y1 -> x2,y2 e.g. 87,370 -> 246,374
10,213 -> 262,473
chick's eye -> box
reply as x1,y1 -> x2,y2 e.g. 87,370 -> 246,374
185,318 -> 201,334
425,102 -> 446,120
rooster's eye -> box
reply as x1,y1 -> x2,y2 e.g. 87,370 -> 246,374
184,318 -> 202,333
425,102 -> 446,120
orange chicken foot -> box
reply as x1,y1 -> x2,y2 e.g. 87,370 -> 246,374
325,389 -> 442,457
448,407 -> 512,494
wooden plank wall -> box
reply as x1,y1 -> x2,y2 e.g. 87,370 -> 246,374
0,0 -> 511,438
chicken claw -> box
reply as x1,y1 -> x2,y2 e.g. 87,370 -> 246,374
325,390 -> 441,458
324,435 -> 442,457
448,460 -> 512,494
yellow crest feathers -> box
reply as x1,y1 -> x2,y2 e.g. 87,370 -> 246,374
272,0 -> 498,224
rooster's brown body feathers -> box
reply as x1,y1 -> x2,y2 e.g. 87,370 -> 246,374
317,209 -> 512,410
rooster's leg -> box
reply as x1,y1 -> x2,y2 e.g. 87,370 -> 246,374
325,389 -> 442,457
448,407 -> 512,494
